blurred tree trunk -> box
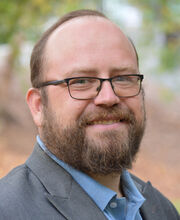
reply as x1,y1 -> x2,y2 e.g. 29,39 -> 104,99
0,38 -> 22,129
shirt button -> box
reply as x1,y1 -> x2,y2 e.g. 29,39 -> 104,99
110,202 -> 117,208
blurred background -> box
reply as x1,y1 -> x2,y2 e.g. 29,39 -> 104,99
0,0 -> 179,209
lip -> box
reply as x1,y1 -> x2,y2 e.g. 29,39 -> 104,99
86,119 -> 128,131
86,117 -> 127,125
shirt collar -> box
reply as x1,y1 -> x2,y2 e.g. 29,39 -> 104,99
121,170 -> 145,204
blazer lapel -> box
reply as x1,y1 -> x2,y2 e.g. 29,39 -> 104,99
46,181 -> 107,220
26,144 -> 107,220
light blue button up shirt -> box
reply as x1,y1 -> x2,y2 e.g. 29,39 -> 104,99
37,136 -> 145,220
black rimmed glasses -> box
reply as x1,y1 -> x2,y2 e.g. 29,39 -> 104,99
36,74 -> 144,100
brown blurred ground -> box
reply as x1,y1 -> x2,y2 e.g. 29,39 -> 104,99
0,81 -> 180,200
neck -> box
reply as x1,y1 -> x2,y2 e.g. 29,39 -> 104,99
90,173 -> 123,197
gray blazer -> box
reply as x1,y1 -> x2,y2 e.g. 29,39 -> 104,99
0,143 -> 179,220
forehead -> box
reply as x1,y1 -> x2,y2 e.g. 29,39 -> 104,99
44,16 -> 137,77
46,16 -> 132,50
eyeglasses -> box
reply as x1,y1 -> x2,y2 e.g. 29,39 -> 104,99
36,74 -> 144,100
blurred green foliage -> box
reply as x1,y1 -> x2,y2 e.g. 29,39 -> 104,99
0,0 -> 179,76
173,200 -> 180,214
127,0 -> 180,72
0,0 -> 104,44
0,0 -> 85,43
0,0 -> 100,87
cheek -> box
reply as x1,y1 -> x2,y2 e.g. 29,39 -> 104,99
48,87 -> 89,123
62,100 -> 89,122
126,95 -> 144,121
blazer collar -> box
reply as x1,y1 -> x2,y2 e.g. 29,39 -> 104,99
133,177 -> 167,220
26,143 -> 107,220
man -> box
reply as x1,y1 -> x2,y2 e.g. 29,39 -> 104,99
0,9 -> 179,220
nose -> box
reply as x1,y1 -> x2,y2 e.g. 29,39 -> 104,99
94,81 -> 120,107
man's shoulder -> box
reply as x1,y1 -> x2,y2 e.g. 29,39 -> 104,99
131,173 -> 180,220
0,165 -> 27,215
0,164 -> 29,190
0,163 -> 62,219
0,164 -> 36,204
131,173 -> 171,202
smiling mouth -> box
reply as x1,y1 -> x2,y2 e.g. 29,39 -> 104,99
87,119 -> 127,125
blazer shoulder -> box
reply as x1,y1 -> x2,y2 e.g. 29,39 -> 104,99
131,174 -> 180,220
0,164 -> 28,187
0,164 -> 46,218
0,164 -> 34,202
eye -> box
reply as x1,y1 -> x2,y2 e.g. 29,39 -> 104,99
68,78 -> 98,91
114,76 -> 129,83
113,75 -> 138,84
69,78 -> 91,85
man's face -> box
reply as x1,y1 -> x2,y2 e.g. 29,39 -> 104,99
39,17 -> 146,174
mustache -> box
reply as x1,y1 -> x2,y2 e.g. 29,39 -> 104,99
78,107 -> 135,127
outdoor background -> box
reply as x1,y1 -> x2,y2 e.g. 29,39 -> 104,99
0,0 -> 180,210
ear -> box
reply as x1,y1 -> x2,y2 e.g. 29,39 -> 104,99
26,88 -> 44,127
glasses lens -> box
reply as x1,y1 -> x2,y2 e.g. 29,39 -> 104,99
112,75 -> 141,97
68,77 -> 100,100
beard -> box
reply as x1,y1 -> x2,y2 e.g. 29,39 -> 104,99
41,104 -> 146,175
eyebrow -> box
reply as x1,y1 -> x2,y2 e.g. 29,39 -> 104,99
63,68 -> 98,78
63,66 -> 138,78
109,67 -> 138,74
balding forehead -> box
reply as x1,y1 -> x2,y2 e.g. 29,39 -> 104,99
54,16 -> 111,32
44,15 -> 138,73
46,15 -> 128,46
